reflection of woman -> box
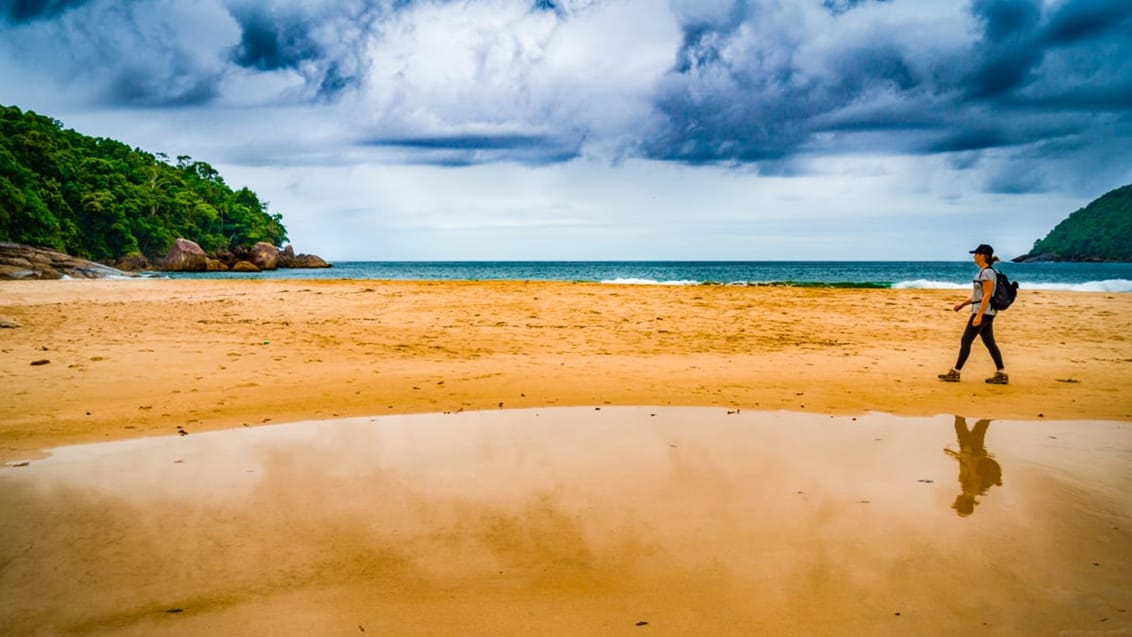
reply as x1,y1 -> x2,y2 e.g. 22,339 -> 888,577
944,415 -> 1002,517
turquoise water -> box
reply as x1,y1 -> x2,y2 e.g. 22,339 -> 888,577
167,260 -> 1132,292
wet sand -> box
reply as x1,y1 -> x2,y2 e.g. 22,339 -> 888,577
2,279 -> 1131,460
1,408 -> 1130,636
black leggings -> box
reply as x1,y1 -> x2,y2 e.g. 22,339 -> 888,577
955,313 -> 1004,371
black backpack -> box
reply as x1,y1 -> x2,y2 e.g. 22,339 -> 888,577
989,268 -> 1018,311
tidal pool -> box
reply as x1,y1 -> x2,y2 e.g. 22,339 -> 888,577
1,408 -> 1130,636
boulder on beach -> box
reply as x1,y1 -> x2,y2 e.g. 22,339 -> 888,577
277,244 -> 330,269
231,260 -> 260,272
249,242 -> 278,270
290,254 -> 330,268
0,263 -> 45,279
0,242 -> 132,279
114,255 -> 152,272
206,258 -> 229,272
162,239 -> 208,272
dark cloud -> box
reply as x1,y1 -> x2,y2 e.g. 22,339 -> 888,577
971,0 -> 1041,42
949,0 -> 1132,191
642,0 -> 1132,196
647,13 -> 933,164
1019,85 -> 1132,110
2,0 -> 92,23
0,0 -> 374,107
984,167 -> 1046,194
821,0 -> 890,17
1040,0 -> 1132,46
225,4 -> 371,100
361,133 -> 583,166
966,0 -> 1043,98
532,0 -> 558,13
222,4 -> 371,99
980,134 -> 1095,194
318,61 -> 352,99
367,133 -> 561,151
105,63 -> 219,107
966,0 -> 1132,102
926,128 -> 1012,155
651,7 -> 947,163
0,1 -> 233,107
672,24 -> 726,74
230,9 -> 321,71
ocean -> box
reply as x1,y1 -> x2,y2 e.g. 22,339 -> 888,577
164,261 -> 1132,292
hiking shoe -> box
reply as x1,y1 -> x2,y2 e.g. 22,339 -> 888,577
937,369 -> 961,382
985,372 -> 1009,385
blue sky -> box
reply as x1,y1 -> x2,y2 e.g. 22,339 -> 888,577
2,0 -> 1130,260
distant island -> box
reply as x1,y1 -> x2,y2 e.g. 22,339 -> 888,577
0,104 -> 326,278
1014,183 -> 1132,263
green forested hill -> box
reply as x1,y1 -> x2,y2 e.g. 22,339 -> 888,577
0,105 -> 286,263
1022,183 -> 1132,262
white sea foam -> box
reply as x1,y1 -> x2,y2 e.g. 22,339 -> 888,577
601,278 -> 701,286
1021,279 -> 1132,292
59,272 -> 149,281
892,280 -> 969,290
894,279 -> 1132,292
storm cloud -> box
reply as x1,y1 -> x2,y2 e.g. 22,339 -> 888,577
648,0 -> 1132,188
0,0 -> 1129,258
2,0 -> 94,23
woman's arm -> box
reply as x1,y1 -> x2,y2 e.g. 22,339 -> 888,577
972,278 -> 993,325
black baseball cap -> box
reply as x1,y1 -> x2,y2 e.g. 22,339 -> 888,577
969,244 -> 994,255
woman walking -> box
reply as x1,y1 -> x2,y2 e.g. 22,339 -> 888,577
939,244 -> 1008,385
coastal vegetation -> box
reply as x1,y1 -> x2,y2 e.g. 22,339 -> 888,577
0,104 -> 287,264
1018,183 -> 1132,262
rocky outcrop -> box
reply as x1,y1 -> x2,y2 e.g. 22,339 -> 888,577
1012,252 -> 1121,263
1011,253 -> 1053,263
277,244 -> 331,269
0,242 -> 135,280
249,242 -> 279,270
160,239 -> 328,272
113,255 -> 153,272
3,238 -> 331,279
290,254 -> 330,268
162,239 -> 208,272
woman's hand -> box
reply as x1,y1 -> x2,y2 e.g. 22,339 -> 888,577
952,301 -> 967,312
972,315 -> 982,327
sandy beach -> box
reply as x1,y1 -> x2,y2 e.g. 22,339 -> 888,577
1,279 -> 1131,458
2,279 -> 1132,636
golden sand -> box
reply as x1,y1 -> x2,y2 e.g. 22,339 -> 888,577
1,279 -> 1130,459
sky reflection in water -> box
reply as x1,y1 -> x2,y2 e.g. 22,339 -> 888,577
2,408 -> 1129,636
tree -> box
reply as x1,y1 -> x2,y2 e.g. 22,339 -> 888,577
0,104 -> 289,262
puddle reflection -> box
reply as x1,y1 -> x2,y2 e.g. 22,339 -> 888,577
945,416 -> 1004,517
1,408 -> 1129,636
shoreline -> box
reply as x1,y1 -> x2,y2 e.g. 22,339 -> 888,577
2,278 -> 1131,460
